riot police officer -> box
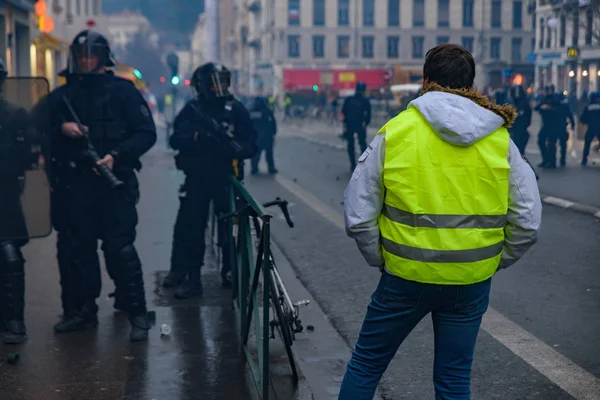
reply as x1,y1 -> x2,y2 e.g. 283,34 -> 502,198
535,84 -> 561,168
250,96 -> 278,175
580,92 -> 600,166
507,84 -> 532,155
342,81 -> 371,171
163,63 -> 257,298
0,59 -> 33,344
554,92 -> 575,167
46,30 -> 156,341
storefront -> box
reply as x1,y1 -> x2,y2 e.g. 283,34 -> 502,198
31,33 -> 68,88
283,69 -> 389,96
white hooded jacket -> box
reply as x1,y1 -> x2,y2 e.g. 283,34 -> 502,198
344,89 -> 542,271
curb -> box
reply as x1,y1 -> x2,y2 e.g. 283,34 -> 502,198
269,240 -> 385,400
542,195 -> 600,219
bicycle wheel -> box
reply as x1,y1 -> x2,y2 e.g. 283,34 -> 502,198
269,266 -> 299,381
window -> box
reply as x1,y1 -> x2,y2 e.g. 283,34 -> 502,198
462,36 -> 474,53
438,0 -> 449,27
314,0 -> 325,26
363,0 -> 375,26
92,0 -> 100,15
513,1 -> 522,29
66,0 -> 72,15
338,35 -> 350,58
76,0 -> 81,15
491,0 -> 502,28
387,36 -> 400,58
313,35 -> 325,58
463,0 -> 474,27
339,0 -> 350,26
546,25 -> 551,48
490,37 -> 501,59
539,18 -> 544,49
289,0 -> 300,25
531,38 -> 535,52
572,12 -> 579,46
84,0 -> 89,15
559,15 -> 566,47
412,36 -> 425,58
288,35 -> 300,58
585,9 -> 593,45
511,37 -> 522,61
388,0 -> 400,26
413,0 -> 425,27
362,36 -> 375,58
437,36 -> 450,45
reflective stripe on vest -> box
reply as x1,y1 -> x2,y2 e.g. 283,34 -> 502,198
378,107 -> 510,285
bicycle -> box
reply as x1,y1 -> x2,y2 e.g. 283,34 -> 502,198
219,197 -> 309,380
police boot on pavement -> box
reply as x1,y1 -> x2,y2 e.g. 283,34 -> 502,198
47,30 -> 157,341
341,81 -> 371,171
580,92 -> 600,166
164,62 -> 257,298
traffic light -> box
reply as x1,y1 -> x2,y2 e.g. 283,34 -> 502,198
184,79 -> 191,86
133,69 -> 142,79
313,85 -> 319,92
166,52 -> 179,81
160,76 -> 166,83
171,76 -> 180,85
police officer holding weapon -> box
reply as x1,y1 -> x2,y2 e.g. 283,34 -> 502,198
163,63 -> 257,298
45,30 -> 157,341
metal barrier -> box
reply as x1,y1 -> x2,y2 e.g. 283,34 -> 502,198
214,176 -> 305,400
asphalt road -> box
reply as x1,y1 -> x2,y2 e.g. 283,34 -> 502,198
246,133 -> 600,400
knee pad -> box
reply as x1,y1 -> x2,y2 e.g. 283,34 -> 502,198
0,242 -> 24,265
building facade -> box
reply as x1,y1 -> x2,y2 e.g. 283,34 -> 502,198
228,0 -> 536,98
534,0 -> 600,96
0,1 -> 36,78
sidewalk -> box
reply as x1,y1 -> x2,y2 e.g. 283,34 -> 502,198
279,114 -> 600,209
0,133 -> 259,399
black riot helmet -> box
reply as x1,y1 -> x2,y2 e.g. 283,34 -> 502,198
544,84 -> 555,96
68,30 -> 115,75
191,62 -> 232,100
355,81 -> 367,94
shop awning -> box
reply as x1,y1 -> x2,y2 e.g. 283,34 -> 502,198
32,33 -> 69,52
283,69 -> 388,90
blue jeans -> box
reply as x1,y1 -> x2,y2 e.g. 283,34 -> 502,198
339,272 -> 492,400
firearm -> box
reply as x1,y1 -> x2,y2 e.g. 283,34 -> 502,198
189,102 -> 244,155
62,96 -> 124,189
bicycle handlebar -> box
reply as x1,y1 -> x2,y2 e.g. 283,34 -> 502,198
263,198 -> 294,228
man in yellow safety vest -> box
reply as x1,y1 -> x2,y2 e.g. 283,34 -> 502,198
339,44 -> 542,399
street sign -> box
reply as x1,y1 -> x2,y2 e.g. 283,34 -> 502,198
567,47 -> 580,59
526,53 -> 537,63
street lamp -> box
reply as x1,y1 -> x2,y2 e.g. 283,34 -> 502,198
582,70 -> 588,77
569,70 -> 575,77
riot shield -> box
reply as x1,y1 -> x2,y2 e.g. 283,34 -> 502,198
0,77 -> 51,240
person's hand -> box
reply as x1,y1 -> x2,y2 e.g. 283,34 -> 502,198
96,154 -> 114,170
61,122 -> 87,138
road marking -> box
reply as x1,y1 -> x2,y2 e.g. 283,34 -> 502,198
543,196 -> 575,209
274,173 -> 600,399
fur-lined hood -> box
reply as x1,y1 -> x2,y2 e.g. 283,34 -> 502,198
408,82 -> 517,147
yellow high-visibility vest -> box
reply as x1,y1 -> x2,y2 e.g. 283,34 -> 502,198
378,107 -> 510,285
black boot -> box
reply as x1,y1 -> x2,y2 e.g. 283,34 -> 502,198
54,302 -> 98,333
175,270 -> 203,299
162,270 -> 186,288
3,320 -> 27,344
129,314 -> 150,342
1,242 -> 27,344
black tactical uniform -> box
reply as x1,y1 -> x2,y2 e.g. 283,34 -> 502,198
554,93 -> 575,167
506,84 -> 532,155
342,81 -> 371,171
163,63 -> 257,298
0,59 -> 33,344
250,96 -> 278,174
47,30 -> 156,341
535,85 -> 561,168
580,92 -> 600,166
